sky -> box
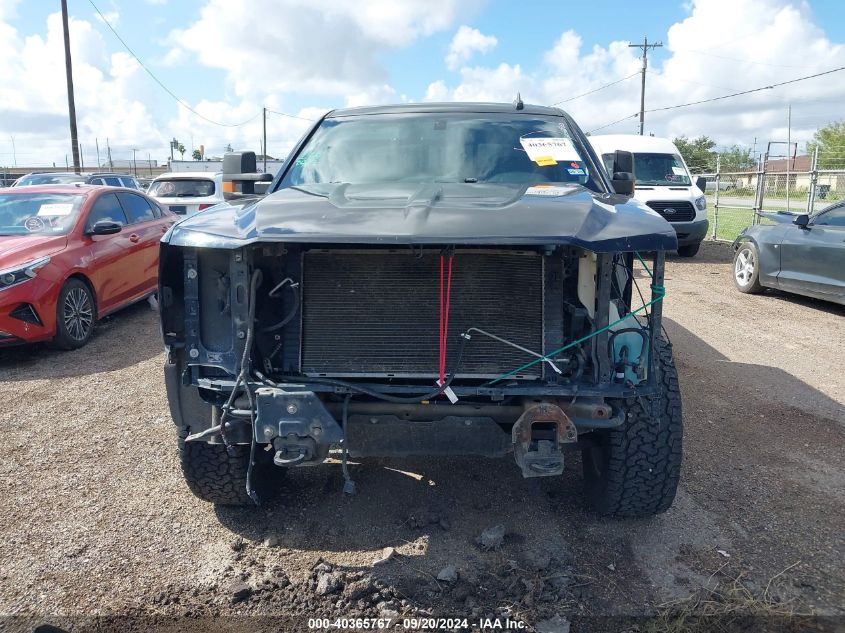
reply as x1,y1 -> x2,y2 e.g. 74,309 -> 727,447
1,0 -> 844,168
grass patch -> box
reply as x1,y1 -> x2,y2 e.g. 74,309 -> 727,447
641,563 -> 819,633
706,207 -> 756,242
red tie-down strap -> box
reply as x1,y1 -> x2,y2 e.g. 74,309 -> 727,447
439,252 -> 454,386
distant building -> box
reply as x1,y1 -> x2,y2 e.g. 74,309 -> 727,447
731,155 -> 843,196
104,159 -> 160,169
166,158 -> 286,174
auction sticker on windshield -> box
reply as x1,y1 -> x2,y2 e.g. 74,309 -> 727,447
37,203 -> 74,216
520,137 -> 581,162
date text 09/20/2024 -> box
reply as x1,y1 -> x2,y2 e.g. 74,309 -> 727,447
307,617 -> 529,630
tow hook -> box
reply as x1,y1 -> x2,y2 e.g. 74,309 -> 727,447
512,403 -> 577,478
272,441 -> 311,466
255,387 -> 344,467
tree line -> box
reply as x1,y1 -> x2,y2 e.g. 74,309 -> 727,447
674,120 -> 845,173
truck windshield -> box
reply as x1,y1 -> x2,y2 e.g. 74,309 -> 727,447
627,153 -> 691,186
282,113 -> 604,192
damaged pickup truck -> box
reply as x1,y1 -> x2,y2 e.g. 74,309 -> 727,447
159,102 -> 683,518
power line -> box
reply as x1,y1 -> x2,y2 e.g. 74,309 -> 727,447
265,108 -> 316,122
588,113 -> 639,134
549,72 -> 639,106
645,64 -> 845,114
671,77 -> 742,92
670,47 -> 816,70
87,0 -> 260,128
588,64 -> 845,132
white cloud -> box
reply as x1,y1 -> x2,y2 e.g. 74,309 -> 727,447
168,0 -> 482,101
94,10 -> 120,27
425,80 -> 450,101
345,84 -> 398,108
424,0 -> 845,151
433,62 -> 525,102
2,0 -> 844,168
0,0 -> 21,21
445,25 -> 497,70
0,11 -> 166,167
0,0 -> 482,167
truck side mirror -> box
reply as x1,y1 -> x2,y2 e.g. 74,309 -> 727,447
610,150 -> 635,195
793,214 -> 810,228
612,172 -> 635,196
695,176 -> 707,192
613,150 -> 634,175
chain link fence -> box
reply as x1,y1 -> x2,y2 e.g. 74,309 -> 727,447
693,149 -> 845,242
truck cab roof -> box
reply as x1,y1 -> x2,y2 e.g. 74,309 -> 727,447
327,102 -> 567,118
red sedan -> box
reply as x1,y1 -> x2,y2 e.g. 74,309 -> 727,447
0,185 -> 175,349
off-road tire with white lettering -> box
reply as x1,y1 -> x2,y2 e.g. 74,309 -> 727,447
581,336 -> 683,517
178,429 -> 284,506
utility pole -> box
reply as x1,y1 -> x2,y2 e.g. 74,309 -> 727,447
9,135 -> 16,168
61,0 -> 81,174
95,138 -> 101,169
786,105 -> 791,213
106,138 -> 113,171
263,107 -> 267,174
629,36 -> 662,135
131,148 -> 138,176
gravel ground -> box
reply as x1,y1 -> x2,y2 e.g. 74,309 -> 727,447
0,241 -> 843,632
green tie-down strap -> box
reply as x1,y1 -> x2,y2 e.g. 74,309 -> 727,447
485,253 -> 665,386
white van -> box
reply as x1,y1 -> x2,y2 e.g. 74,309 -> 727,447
589,135 -> 709,257
147,172 -> 224,217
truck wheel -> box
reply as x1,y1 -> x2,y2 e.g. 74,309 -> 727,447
178,428 -> 284,506
733,242 -> 764,294
677,242 -> 701,257
581,337 -> 682,518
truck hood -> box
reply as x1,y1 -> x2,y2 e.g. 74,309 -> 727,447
163,182 -> 678,252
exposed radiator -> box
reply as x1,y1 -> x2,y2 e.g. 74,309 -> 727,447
300,249 -> 544,379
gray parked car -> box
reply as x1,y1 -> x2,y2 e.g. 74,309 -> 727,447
12,171 -> 141,189
732,202 -> 845,305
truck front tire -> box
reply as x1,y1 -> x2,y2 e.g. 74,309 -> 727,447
178,429 -> 284,506
581,337 -> 683,518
